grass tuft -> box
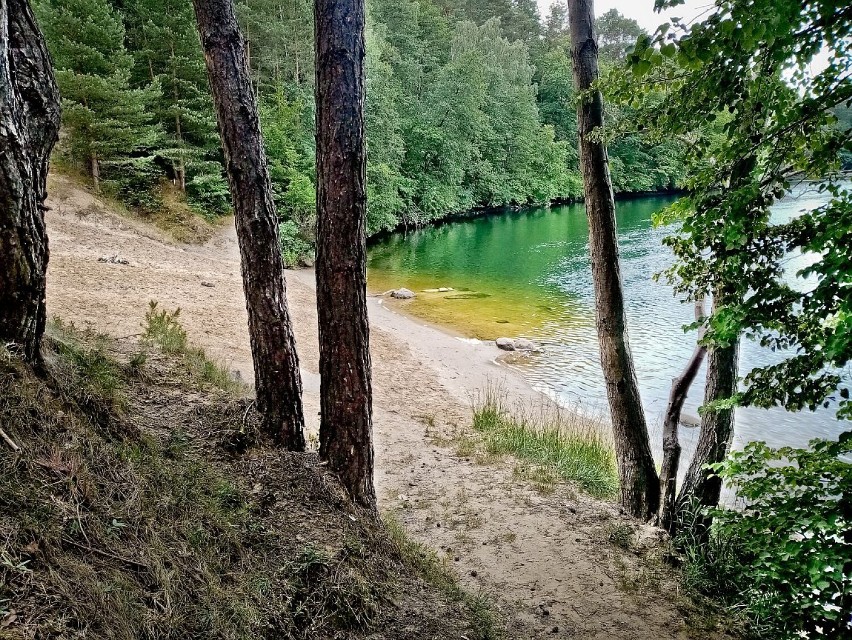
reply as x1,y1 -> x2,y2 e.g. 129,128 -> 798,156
142,301 -> 243,394
471,384 -> 618,498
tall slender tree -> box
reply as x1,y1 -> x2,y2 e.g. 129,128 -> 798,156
35,0 -> 159,194
191,0 -> 306,450
0,0 -> 61,364
315,0 -> 375,506
567,0 -> 659,519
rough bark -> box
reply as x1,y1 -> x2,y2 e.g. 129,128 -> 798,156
675,298 -> 739,528
192,0 -> 305,450
567,0 -> 659,519
658,297 -> 707,532
0,0 -> 61,364
314,0 -> 375,507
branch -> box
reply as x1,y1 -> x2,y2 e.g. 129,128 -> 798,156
0,427 -> 21,452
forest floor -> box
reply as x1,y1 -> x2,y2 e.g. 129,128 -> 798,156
43,174 -> 730,639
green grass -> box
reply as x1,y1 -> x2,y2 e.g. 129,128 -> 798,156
471,384 -> 619,498
142,301 -> 244,394
47,318 -> 127,412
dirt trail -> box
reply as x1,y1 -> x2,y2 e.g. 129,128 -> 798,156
44,175 -> 716,639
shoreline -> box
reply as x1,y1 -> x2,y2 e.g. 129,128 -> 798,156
41,174 -> 714,638
289,268 -> 554,414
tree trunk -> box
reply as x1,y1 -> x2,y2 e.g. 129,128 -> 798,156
90,152 -> 100,193
675,297 -> 739,529
658,297 -> 707,532
314,0 -> 375,507
192,0 -> 306,450
0,0 -> 61,364
170,43 -> 186,192
567,0 -> 659,519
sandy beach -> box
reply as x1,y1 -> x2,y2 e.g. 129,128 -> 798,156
43,174 -> 719,639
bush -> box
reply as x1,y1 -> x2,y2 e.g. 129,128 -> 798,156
279,219 -> 314,268
680,434 -> 852,639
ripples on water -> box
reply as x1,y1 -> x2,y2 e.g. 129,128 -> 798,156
368,185 -> 850,453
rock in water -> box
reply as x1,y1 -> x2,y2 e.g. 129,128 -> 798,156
514,338 -> 538,351
679,413 -> 701,428
495,337 -> 516,351
391,288 -> 415,299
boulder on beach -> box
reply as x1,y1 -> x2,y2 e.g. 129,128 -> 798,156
514,338 -> 538,351
391,288 -> 415,300
495,337 -> 516,351
495,337 -> 539,352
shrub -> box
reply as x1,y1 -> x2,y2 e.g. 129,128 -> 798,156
681,434 -> 852,639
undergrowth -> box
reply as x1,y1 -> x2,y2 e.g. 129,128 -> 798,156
0,318 -> 489,639
674,437 -> 852,640
142,300 -> 244,394
471,384 -> 619,498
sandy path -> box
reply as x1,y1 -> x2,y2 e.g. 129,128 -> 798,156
44,175 -> 713,639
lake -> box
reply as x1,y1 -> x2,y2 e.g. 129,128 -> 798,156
367,185 -> 848,452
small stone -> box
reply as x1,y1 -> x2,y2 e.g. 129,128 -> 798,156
454,556 -> 460,562
201,281 -> 215,288
495,337 -> 516,351
470,570 -> 478,577
551,626 -> 559,634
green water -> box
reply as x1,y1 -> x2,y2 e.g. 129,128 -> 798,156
367,190 -> 848,451
367,197 -> 673,341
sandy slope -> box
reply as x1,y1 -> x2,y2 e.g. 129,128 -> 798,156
44,174 -> 721,639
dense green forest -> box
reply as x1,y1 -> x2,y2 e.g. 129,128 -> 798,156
33,0 -> 685,262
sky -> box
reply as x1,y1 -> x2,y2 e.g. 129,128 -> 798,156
537,0 -> 710,33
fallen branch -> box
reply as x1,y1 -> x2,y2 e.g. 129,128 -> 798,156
0,427 -> 20,452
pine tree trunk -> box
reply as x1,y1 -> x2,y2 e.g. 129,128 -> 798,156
658,297 -> 707,531
567,0 -> 659,519
314,0 -> 375,507
192,0 -> 306,450
675,298 -> 739,528
90,152 -> 100,193
0,0 -> 61,364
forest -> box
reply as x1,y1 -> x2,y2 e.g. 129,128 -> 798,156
1,0 -> 851,639
33,0 -> 686,264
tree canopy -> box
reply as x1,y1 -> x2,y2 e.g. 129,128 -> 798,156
36,0 -> 688,263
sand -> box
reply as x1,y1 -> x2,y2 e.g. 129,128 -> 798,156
43,174 -> 721,639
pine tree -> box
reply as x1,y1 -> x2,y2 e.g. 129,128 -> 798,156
123,0 -> 224,209
35,0 -> 160,194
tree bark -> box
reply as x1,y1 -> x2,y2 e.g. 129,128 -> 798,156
675,297 -> 739,529
658,297 -> 707,532
567,0 -> 659,519
90,152 -> 100,193
192,0 -> 306,450
314,0 -> 375,507
0,0 -> 61,364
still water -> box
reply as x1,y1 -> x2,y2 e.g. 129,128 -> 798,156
368,185 -> 849,451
